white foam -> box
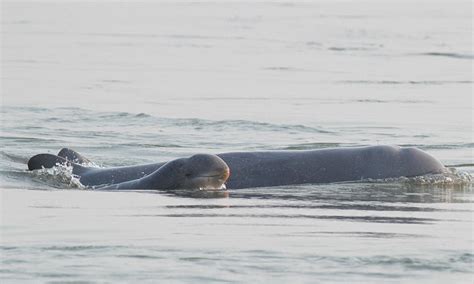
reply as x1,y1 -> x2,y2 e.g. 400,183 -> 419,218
364,168 -> 473,187
30,163 -> 85,189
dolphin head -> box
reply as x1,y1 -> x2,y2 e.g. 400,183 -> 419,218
148,154 -> 230,190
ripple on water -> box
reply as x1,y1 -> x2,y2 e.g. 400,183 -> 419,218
416,52 -> 474,60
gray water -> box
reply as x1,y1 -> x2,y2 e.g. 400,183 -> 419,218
1,1 -> 473,283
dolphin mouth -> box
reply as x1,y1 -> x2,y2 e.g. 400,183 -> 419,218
196,168 -> 230,181
191,168 -> 230,191
197,174 -> 227,179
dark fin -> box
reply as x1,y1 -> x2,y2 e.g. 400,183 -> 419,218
28,154 -> 68,171
27,153 -> 89,175
58,148 -> 92,164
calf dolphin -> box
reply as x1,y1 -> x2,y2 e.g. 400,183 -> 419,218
27,145 -> 445,189
28,153 -> 229,190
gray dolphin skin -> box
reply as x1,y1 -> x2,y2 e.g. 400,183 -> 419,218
27,146 -> 445,190
57,147 -> 92,164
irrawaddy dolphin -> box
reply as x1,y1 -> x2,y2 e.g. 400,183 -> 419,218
27,145 -> 446,190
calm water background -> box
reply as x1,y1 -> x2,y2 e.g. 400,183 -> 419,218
1,1 -> 473,283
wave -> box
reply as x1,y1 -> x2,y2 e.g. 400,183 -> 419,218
0,151 -> 29,164
2,244 -> 471,272
170,118 -> 334,134
338,80 -> 472,85
117,142 -> 184,148
278,142 -> 345,150
0,136 -> 63,143
2,106 -> 333,134
347,253 -> 473,272
164,203 -> 460,213
281,142 -> 474,152
262,66 -> 304,72
328,46 -> 377,51
97,112 -> 152,119
418,52 -> 474,60
140,213 -> 435,224
401,143 -> 474,150
351,99 -> 431,104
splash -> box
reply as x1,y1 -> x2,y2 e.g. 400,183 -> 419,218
77,161 -> 100,168
199,184 -> 226,191
402,168 -> 472,186
365,168 -> 473,188
29,163 -> 85,189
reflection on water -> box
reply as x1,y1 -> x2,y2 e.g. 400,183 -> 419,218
1,186 -> 473,283
229,183 -> 473,204
1,181 -> 473,283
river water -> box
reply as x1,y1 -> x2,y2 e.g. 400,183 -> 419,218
1,1 -> 473,283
